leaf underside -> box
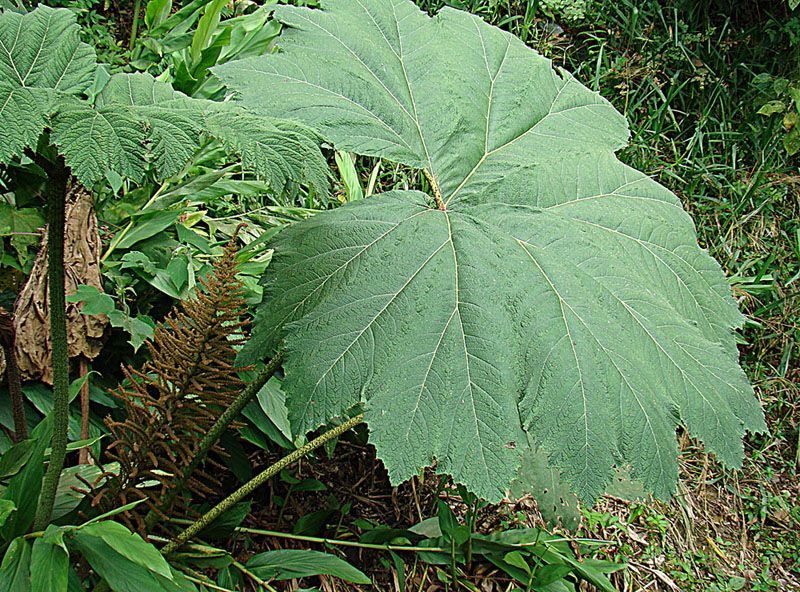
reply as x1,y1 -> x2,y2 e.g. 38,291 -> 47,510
231,0 -> 763,502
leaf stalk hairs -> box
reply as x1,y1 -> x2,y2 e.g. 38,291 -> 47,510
161,413 -> 364,556
33,154 -> 70,531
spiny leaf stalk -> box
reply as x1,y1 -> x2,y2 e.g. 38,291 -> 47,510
33,160 -> 70,531
161,413 -> 364,556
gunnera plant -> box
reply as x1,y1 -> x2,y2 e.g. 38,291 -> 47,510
213,0 -> 766,503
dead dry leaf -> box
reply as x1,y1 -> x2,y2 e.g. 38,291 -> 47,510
13,185 -> 107,383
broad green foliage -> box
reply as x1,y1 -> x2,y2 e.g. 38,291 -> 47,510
0,518 -> 198,592
510,440 -> 581,530
246,549 -> 371,584
217,0 -> 766,502
0,5 -> 96,162
0,6 -> 328,195
56,71 -> 330,192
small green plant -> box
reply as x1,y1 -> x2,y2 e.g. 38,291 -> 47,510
755,73 -> 800,155
539,0 -> 588,23
168,492 -> 623,592
130,0 -> 283,99
0,410 -> 197,589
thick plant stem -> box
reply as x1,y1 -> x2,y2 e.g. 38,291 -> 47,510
33,160 -> 70,531
0,309 -> 26,442
129,0 -> 142,49
145,351 -> 284,529
161,413 -> 364,555
423,168 -> 445,210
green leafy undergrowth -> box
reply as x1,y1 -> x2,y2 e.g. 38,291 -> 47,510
129,0 -> 283,99
0,517 -> 198,592
754,72 -> 800,155
0,411 -> 195,591
0,204 -> 44,272
0,3 -> 329,351
216,0 -> 765,503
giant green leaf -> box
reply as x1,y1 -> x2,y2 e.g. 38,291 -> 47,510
215,0 -> 765,501
52,101 -> 149,185
0,6 -> 96,161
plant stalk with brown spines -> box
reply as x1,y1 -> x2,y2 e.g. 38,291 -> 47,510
144,349 -> 284,530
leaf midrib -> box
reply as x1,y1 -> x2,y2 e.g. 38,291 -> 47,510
277,208 -> 429,346
298,218 -> 450,424
286,5 -> 430,166
0,15 -> 26,86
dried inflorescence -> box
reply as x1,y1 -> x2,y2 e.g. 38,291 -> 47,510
91,234 -> 251,533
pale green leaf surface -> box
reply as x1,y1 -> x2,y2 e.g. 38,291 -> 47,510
256,377 -> 292,440
76,521 -> 172,580
510,439 -> 580,530
204,108 -> 331,198
70,522 -> 190,591
0,6 -> 96,93
0,500 -> 15,528
0,85 -> 49,162
0,6 -> 95,161
0,537 -> 31,592
69,532 -> 196,592
216,0 -> 765,501
31,526 -> 69,592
